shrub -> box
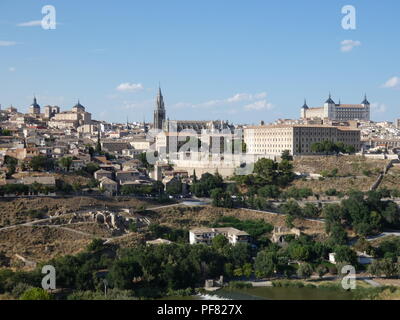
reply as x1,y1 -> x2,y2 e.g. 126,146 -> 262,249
20,288 -> 53,300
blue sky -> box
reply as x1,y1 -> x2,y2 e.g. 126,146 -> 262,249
0,0 -> 399,124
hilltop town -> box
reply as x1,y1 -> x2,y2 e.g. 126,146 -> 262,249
1,90 -> 400,300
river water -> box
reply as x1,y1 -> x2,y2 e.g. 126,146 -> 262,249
215,286 -> 355,300
164,286 -> 355,300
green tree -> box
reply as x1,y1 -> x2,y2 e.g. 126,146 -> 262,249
280,200 -> 303,217
29,155 -> 52,172
334,246 -> 357,265
166,178 -> 183,195
254,158 -> 278,185
368,259 -> 399,278
58,157 -> 73,172
258,185 -> 280,199
254,250 -> 277,278
327,224 -> 348,246
191,173 -> 223,197
84,162 -> 100,175
285,215 -> 295,229
233,267 -> 243,277
211,188 -> 233,208
95,131 -> 102,154
212,234 -> 229,251
288,243 -> 311,262
316,265 -> 328,279
20,288 -> 53,300
4,155 -> 17,178
242,263 -> 253,278
281,150 -> 293,161
108,256 -> 143,290
297,263 -> 313,279
303,203 -> 320,218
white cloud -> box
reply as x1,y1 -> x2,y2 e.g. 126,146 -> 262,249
8,67 -> 15,72
227,92 -> 267,103
0,41 -> 17,47
244,100 -> 274,111
116,83 -> 144,92
17,20 -> 42,27
227,93 -> 252,103
370,102 -> 387,113
340,40 -> 361,52
194,92 -> 268,108
382,76 -> 400,89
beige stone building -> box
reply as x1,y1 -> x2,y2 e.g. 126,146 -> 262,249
244,124 -> 361,156
301,95 -> 370,121
189,227 -> 249,245
48,101 -> 92,129
99,177 -> 118,195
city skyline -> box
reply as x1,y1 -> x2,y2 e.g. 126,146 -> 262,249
1,0 -> 399,123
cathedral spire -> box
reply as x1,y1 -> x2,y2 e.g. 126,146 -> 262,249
154,86 -> 166,130
156,86 -> 165,110
362,94 -> 370,105
302,99 -> 309,109
325,93 -> 335,104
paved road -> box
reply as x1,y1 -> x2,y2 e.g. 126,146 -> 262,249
367,231 -> 400,241
362,279 -> 382,287
148,203 -> 182,211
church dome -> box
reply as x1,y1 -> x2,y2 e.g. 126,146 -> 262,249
31,97 -> 40,108
73,100 -> 85,111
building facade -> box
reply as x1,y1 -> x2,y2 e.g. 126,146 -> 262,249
44,105 -> 60,119
48,101 -> 92,129
163,119 -> 233,134
189,227 -> 249,245
244,124 -> 361,156
301,95 -> 370,121
152,88 -> 234,133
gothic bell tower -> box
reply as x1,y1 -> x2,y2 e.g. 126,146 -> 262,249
153,86 -> 166,130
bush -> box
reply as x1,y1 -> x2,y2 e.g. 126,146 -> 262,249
67,289 -> 136,300
11,283 -> 33,298
325,189 -> 337,196
280,200 -> 303,217
328,265 -> 338,275
316,265 -> 328,278
20,288 -> 53,300
297,263 -> 314,279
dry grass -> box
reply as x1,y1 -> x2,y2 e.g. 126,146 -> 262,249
290,176 -> 376,193
380,166 -> 400,190
63,222 -> 118,238
290,155 -> 390,193
368,235 -> 400,247
0,196 -> 148,227
293,155 -> 387,176
0,225 -> 92,269
149,205 -> 326,237
0,196 -> 152,269
373,278 -> 400,288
